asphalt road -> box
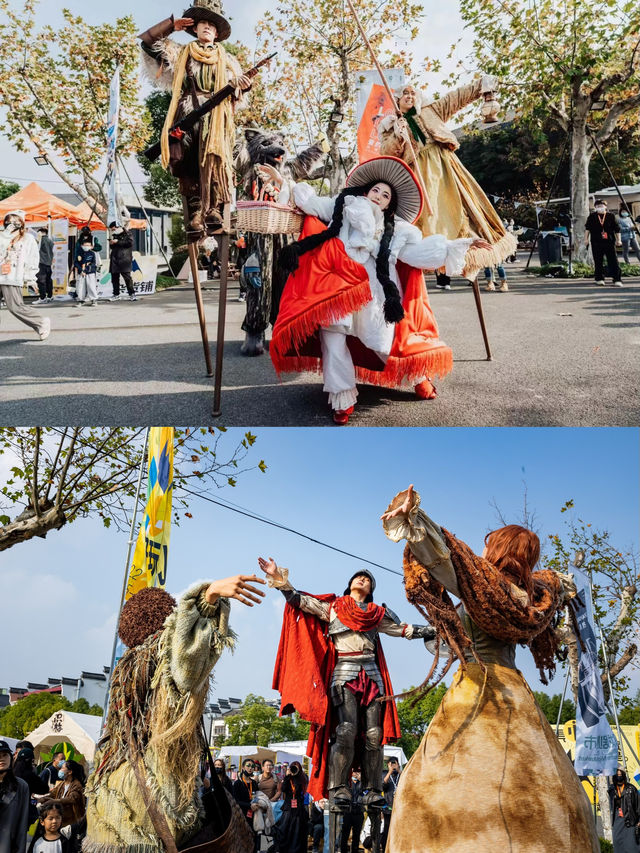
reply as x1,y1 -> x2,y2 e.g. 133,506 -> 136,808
1,271 -> 638,426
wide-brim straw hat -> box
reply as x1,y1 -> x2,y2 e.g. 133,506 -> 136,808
183,0 -> 231,41
346,156 -> 424,224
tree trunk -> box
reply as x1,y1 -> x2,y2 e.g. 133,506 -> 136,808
596,775 -> 612,842
571,118 -> 593,263
0,504 -> 67,551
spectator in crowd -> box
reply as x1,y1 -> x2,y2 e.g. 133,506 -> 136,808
13,743 -> 34,760
35,228 -> 54,304
108,223 -> 136,302
340,772 -> 363,853
212,759 -> 233,794
27,803 -> 70,853
257,759 -> 281,802
584,200 -> 622,287
608,768 -> 640,853
483,264 -> 508,292
381,758 -> 401,850
617,210 -> 640,265
0,739 -> 30,853
40,754 -> 65,791
232,759 -> 258,838
35,761 -> 85,827
276,761 -> 308,853
13,749 -> 48,824
73,236 -> 101,306
309,798 -> 326,853
0,211 -> 50,341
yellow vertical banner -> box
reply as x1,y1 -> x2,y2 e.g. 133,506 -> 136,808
126,427 -> 174,600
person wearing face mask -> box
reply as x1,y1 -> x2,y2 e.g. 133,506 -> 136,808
275,761 -> 308,853
107,223 -> 136,301
584,199 -> 623,287
617,209 -> 640,265
138,0 -> 251,236
608,769 -> 640,853
0,210 -> 50,340
40,754 -> 66,792
262,156 -> 490,423
73,237 -> 101,306
34,761 -> 85,828
378,80 -> 517,288
212,759 -> 232,794
232,759 -> 258,846
0,739 -> 30,853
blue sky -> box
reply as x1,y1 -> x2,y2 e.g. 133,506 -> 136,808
1,427 -> 638,706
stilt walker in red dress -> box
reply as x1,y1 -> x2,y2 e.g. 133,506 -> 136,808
261,156 -> 491,423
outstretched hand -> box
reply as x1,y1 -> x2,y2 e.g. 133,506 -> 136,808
205,574 -> 266,607
380,484 -> 414,522
470,238 -> 492,251
257,556 -> 279,578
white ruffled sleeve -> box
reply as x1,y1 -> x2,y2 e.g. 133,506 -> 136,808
398,234 -> 474,276
292,183 -> 336,223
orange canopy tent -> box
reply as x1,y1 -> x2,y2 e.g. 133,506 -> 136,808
0,182 -> 147,230
0,182 -> 84,225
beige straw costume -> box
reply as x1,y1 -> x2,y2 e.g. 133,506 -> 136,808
379,79 -> 517,279
380,490 -> 599,853
83,584 -> 235,853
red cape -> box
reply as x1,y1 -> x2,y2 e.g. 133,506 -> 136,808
270,216 -> 453,388
272,592 -> 401,801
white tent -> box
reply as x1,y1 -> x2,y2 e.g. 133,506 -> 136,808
215,745 -> 277,767
27,711 -> 102,764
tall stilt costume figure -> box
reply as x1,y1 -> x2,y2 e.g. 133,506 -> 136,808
83,574 -> 265,853
139,0 -> 250,236
257,557 -> 434,805
264,156 -> 491,424
380,486 -> 599,853
379,81 -> 517,283
233,128 -> 326,356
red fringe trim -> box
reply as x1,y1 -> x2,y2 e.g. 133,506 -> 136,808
270,279 -> 372,375
357,345 -> 453,388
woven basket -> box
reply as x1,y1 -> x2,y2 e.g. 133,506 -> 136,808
236,200 -> 303,235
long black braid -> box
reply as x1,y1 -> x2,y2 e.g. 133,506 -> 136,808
279,182 -> 405,324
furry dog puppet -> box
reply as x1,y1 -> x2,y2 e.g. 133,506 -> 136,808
234,127 -> 325,356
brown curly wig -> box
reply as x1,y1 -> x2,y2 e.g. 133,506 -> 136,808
118,587 -> 177,648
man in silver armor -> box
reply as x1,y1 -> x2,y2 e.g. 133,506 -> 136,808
258,558 -> 434,807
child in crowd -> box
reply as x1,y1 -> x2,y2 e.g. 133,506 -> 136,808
28,802 -> 70,853
73,238 -> 101,306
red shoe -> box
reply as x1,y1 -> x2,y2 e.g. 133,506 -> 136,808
415,379 -> 437,400
333,406 -> 354,425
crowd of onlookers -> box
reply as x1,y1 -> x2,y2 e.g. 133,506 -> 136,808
0,737 -> 404,853
208,755 -> 403,853
0,739 -> 87,853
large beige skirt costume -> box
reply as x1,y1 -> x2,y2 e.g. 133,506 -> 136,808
382,494 -> 599,853
379,80 -> 517,279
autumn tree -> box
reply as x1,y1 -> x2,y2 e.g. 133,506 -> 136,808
256,0 -> 423,191
222,695 -> 310,746
0,427 -> 266,551
458,0 -> 640,255
0,0 -> 148,220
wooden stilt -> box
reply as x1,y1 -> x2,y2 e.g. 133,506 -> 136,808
182,198 -> 213,377
212,204 -> 231,418
471,277 -> 492,360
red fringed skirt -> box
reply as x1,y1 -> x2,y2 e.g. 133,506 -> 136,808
270,216 -> 453,389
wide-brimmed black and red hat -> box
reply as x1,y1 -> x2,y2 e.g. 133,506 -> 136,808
183,0 -> 231,41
